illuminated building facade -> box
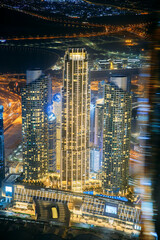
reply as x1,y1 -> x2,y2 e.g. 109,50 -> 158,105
90,102 -> 95,144
90,147 -> 100,172
61,48 -> 90,192
0,105 -> 5,185
102,76 -> 132,193
48,112 -> 56,172
1,175 -> 141,230
22,70 -> 51,180
94,98 -> 104,167
53,93 -> 62,171
98,80 -> 106,99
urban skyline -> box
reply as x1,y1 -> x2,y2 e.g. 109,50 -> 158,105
19,50 -> 133,196
0,0 -> 159,239
0,46 -> 153,239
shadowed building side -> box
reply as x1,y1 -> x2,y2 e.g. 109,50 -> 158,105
34,199 -> 70,227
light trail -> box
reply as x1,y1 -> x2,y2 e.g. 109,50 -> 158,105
1,5 -> 149,41
4,22 -> 148,41
0,87 -> 21,131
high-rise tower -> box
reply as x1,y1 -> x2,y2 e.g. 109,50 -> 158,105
53,92 -> 62,172
0,106 -> 5,185
22,70 -> 51,180
94,98 -> 104,168
102,76 -> 132,194
48,111 -> 56,172
61,48 -> 90,192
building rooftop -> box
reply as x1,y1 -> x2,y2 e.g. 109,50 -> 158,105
4,174 -> 21,184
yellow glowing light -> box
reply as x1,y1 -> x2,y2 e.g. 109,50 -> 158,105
125,40 -> 132,43
110,62 -> 113,70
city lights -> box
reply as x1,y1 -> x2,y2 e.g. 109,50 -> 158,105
0,1 -> 159,239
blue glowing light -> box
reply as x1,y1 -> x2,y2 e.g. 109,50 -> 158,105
47,104 -> 53,113
83,191 -> 128,202
48,113 -> 56,121
5,186 -> 12,193
90,103 -> 95,111
96,194 -> 128,202
83,191 -> 94,195
53,93 -> 61,102
138,98 -> 149,103
0,39 -> 6,43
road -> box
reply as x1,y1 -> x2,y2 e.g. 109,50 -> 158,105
0,87 -> 21,130
4,22 -> 148,41
0,87 -> 22,158
4,116 -> 22,158
83,0 -> 149,14
1,4 -> 148,41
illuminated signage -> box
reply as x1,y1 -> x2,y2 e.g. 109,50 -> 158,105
104,203 -> 118,218
5,186 -> 12,193
69,53 -> 85,60
5,186 -> 13,197
52,207 -> 58,219
105,205 -> 117,215
48,113 -> 56,121
53,93 -> 61,103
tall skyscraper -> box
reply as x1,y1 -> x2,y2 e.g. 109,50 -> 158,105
61,48 -> 90,192
0,106 -> 5,185
53,92 -> 62,172
94,98 -> 104,168
22,70 -> 52,180
48,111 -> 56,172
102,76 -> 132,194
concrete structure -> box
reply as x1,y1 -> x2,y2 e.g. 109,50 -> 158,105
61,48 -> 90,192
35,199 -> 70,227
1,175 -> 141,231
102,76 -> 132,193
0,106 -> 5,186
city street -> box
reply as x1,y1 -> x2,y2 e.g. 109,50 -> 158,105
4,116 -> 22,158
0,86 -> 22,157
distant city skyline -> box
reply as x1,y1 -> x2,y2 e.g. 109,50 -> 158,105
0,0 -> 157,236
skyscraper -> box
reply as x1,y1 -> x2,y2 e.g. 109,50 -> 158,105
98,80 -> 106,99
53,92 -> 62,172
22,70 -> 51,180
94,98 -> 104,168
61,48 -> 90,192
0,106 -> 5,185
90,102 -> 95,144
48,111 -> 56,172
102,76 -> 132,194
